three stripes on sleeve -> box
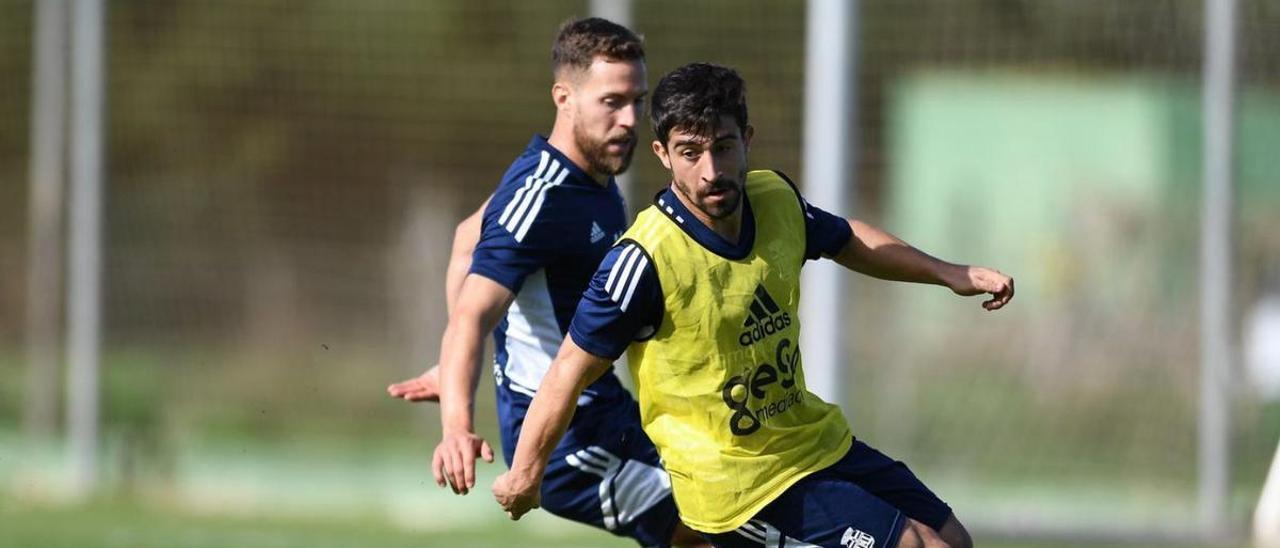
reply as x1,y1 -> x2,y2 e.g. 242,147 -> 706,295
499,150 -> 570,243
603,243 -> 648,312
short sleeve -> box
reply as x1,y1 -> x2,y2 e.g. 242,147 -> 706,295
771,171 -> 853,262
469,186 -> 565,292
800,197 -> 852,262
568,242 -> 663,360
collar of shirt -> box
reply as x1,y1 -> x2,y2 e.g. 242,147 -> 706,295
654,185 -> 756,260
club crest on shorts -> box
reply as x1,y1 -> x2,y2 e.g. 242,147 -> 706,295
842,527 -> 875,548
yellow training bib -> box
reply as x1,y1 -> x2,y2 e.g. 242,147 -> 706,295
622,170 -> 852,533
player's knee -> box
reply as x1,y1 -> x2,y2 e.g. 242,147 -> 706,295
937,514 -> 973,548
898,519 -> 951,548
895,525 -> 925,548
923,534 -> 953,548
943,529 -> 972,548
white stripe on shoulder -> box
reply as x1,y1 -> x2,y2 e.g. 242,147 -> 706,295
619,254 -> 648,312
498,151 -> 549,227
609,245 -> 644,302
503,156 -> 563,238
604,244 -> 638,293
513,164 -> 570,242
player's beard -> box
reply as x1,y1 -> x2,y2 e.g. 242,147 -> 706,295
575,123 -> 636,177
667,166 -> 746,221
696,167 -> 747,220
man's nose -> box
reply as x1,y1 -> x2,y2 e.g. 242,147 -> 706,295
700,153 -> 723,183
616,102 -> 638,130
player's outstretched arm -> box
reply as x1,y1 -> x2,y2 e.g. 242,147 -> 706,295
493,337 -> 612,520
832,218 -> 1014,310
387,197 -> 490,403
432,273 -> 515,495
445,197 -> 490,316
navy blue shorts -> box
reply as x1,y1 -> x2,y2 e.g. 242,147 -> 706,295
699,439 -> 952,548
499,387 -> 679,547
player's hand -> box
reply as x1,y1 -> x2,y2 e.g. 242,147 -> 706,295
432,430 -> 495,495
949,266 -> 1014,311
387,365 -> 441,402
492,471 -> 541,520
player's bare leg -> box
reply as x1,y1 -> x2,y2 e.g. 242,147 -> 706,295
936,514 -> 972,548
897,518 -> 951,548
386,365 -> 441,402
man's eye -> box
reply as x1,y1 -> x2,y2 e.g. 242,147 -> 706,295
681,150 -> 699,160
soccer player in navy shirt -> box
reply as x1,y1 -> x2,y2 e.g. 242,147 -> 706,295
387,18 -> 705,547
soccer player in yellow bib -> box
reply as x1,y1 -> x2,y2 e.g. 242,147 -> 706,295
494,63 -> 1014,548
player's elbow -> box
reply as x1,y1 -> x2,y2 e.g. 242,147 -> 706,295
450,301 -> 492,331
452,223 -> 477,256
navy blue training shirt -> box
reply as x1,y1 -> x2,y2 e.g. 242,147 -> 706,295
470,135 -> 629,403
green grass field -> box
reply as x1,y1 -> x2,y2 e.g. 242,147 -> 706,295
0,501 -> 1248,548
0,501 -> 631,548
0,427 -> 1252,547
0,351 -> 1265,547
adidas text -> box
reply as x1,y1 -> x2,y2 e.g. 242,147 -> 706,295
739,311 -> 791,346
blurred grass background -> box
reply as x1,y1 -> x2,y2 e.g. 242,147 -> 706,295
0,349 -> 1273,546
0,504 -> 1252,548
2,0 -> 1279,546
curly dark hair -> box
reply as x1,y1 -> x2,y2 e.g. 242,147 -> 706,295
551,17 -> 645,80
649,63 -> 749,145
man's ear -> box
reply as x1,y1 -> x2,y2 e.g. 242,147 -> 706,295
742,124 -> 755,150
552,80 -> 573,113
651,140 -> 671,170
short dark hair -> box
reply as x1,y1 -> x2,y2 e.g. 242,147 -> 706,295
551,17 -> 645,80
649,63 -> 749,145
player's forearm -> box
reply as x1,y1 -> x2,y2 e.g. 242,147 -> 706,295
438,320 -> 484,433
438,304 -> 504,434
440,274 -> 517,433
836,219 -> 966,288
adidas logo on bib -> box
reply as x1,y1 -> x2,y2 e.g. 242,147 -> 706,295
590,221 -> 607,243
739,285 -> 791,346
